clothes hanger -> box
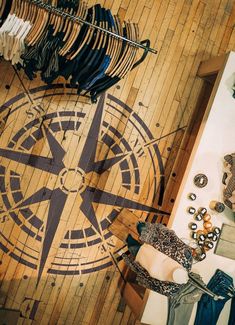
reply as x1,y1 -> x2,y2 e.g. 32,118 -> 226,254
106,27 -> 126,77
52,6 -> 63,36
105,15 -> 122,75
12,0 -> 19,16
119,23 -> 139,79
53,6 -> 94,82
70,4 -> 103,84
66,5 -> 95,60
60,2 -> 85,55
61,9 -> 73,42
83,8 -> 116,90
29,2 -> 38,24
121,22 -> 138,76
22,0 -> 30,21
87,25 -> 132,102
68,4 -> 98,62
7,0 -> 23,34
110,21 -> 131,78
107,20 -> 128,77
188,273 -> 225,300
26,4 -> 44,43
106,14 -> 120,73
76,7 -> 109,91
26,2 -> 33,22
28,3 -> 49,45
84,17 -> 127,98
18,0 -> 27,19
9,0 -> 16,15
60,6 -> 88,56
61,2 -> 88,55
54,0 -> 76,36
116,22 -> 136,79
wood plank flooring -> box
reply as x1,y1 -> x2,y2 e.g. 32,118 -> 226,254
0,0 -> 235,324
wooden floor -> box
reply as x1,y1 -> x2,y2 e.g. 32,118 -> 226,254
0,0 -> 235,324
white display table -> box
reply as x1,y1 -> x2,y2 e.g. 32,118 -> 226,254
141,51 -> 235,325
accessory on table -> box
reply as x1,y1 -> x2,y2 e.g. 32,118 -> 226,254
194,174 -> 208,188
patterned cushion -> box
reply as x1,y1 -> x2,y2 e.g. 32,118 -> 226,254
223,153 -> 235,211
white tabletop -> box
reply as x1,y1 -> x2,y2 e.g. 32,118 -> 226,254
141,51 -> 235,325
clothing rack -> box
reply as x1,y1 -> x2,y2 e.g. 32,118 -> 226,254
29,0 -> 157,55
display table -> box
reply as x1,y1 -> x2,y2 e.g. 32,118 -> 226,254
140,51 -> 235,325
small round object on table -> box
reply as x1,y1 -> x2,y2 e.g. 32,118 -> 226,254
209,201 -> 225,213
212,234 -> 218,242
204,221 -> 212,230
197,240 -> 205,246
192,246 -> 206,261
194,174 -> 208,188
188,193 -> 197,201
213,227 -> 221,235
205,241 -> 214,249
188,207 -> 196,214
191,231 -> 197,240
199,234 -> 206,241
198,207 -> 207,215
195,250 -> 206,261
203,213 -> 211,222
188,222 -> 197,230
207,232 -> 214,239
194,213 -> 203,221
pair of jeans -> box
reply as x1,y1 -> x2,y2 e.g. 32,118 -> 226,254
194,269 -> 234,325
228,297 -> 235,325
167,273 -> 203,325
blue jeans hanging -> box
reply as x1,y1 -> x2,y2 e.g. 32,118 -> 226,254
194,269 -> 234,325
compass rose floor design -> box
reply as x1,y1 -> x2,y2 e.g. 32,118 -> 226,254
0,84 -> 168,283
0,77 -> 170,323
0,0 -> 234,322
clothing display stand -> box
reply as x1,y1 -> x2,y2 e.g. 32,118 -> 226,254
29,0 -> 158,54
0,0 -> 158,102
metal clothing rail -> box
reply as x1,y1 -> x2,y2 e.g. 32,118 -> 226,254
29,0 -> 158,54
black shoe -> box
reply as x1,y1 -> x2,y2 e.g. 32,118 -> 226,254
126,234 -> 141,257
136,222 -> 146,235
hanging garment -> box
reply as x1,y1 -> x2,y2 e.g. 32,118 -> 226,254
2,0 -> 150,101
228,297 -> 235,325
167,273 -> 203,325
123,222 -> 193,297
4,0 -> 150,102
22,27 -> 54,80
194,269 -> 234,325
126,224 -> 189,284
0,11 -> 32,64
137,222 -> 193,271
223,153 -> 235,211
77,9 -> 114,91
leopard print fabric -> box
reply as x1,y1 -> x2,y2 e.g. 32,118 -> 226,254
139,222 -> 193,271
223,153 -> 235,211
